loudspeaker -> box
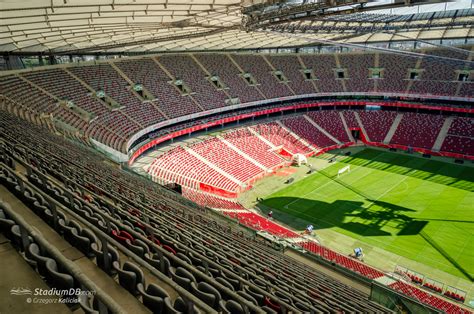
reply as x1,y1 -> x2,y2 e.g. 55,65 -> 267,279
285,178 -> 294,184
307,170 -> 313,174
454,159 -> 464,164
345,151 -> 351,156
389,148 -> 396,152
422,154 -> 431,158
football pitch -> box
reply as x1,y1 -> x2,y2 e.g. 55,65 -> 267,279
261,149 -> 474,282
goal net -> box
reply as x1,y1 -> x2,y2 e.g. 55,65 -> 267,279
337,165 -> 351,177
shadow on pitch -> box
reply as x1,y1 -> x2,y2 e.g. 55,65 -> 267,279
259,197 -> 423,237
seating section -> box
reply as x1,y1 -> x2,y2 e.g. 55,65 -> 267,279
116,58 -> 203,118
182,188 -> 246,210
147,146 -> 241,193
342,111 -> 360,129
0,75 -> 89,134
390,112 -> 445,149
191,137 -> 264,183
358,110 -> 398,142
222,128 -> 285,169
281,115 -> 337,148
300,54 -> 344,93
266,55 -> 315,95
448,117 -> 474,137
195,54 -> 262,104
157,55 -> 228,110
69,64 -> 164,127
411,49 -> 468,96
231,54 -> 293,99
441,136 -> 474,156
251,122 -> 312,154
307,110 -> 350,142
20,69 -> 130,151
377,54 -> 416,93
389,281 -> 468,314
339,54 -> 374,92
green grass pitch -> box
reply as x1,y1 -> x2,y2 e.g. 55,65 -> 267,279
262,149 -> 474,281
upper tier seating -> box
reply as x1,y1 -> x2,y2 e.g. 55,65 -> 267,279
339,53 -> 375,92
231,55 -> 293,99
191,137 -> 264,183
281,115 -> 337,149
0,75 -> 89,134
251,122 -> 312,154
20,69 -> 130,151
195,54 -> 262,104
157,55 -> 228,110
266,55 -> 316,95
69,64 -> 164,127
377,54 -> 417,93
300,54 -> 345,93
390,112 -> 445,149
115,58 -> 203,118
410,49 -> 469,96
222,128 -> 285,169
357,110 -> 398,142
22,69 -> 107,117
307,110 -> 350,142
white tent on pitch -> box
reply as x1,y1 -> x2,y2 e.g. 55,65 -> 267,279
292,153 -> 307,166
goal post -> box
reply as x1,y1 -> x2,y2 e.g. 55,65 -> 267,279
337,165 -> 351,177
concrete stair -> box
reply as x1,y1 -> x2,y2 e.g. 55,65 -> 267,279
303,114 -> 341,144
432,116 -> 454,151
383,113 -> 403,144
185,146 -> 244,186
338,111 -> 355,142
247,127 -> 278,150
275,120 -> 318,151
217,135 -> 270,172
354,111 -> 371,142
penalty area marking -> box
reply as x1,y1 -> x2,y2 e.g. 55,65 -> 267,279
283,164 -> 368,210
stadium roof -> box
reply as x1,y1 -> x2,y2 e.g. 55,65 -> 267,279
0,0 -> 473,54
